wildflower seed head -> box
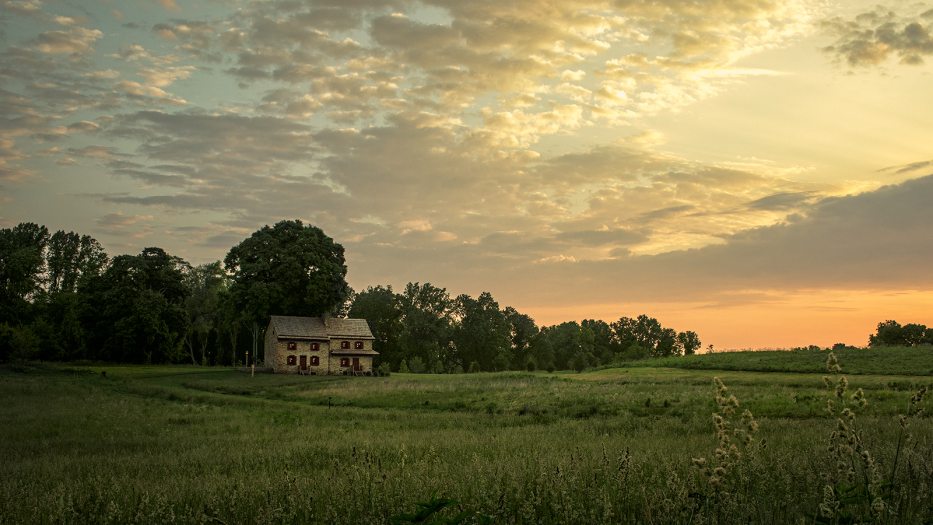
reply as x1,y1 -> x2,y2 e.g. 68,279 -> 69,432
691,457 -> 706,468
871,497 -> 886,516
835,377 -> 848,398
841,408 -> 855,421
852,388 -> 867,408
826,352 -> 842,374
714,377 -> 727,392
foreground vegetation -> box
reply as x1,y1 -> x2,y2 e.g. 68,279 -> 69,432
2,350 -> 932,524
626,345 -> 933,376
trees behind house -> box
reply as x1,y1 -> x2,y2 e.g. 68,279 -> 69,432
1,219 -> 704,370
224,220 -> 351,364
347,284 -> 702,373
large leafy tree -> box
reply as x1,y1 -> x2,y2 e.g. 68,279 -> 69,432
182,262 -> 227,365
225,220 -> 349,321
397,282 -> 454,372
504,306 -> 538,368
46,230 -> 107,295
349,285 -> 403,368
224,220 -> 350,362
453,292 -> 510,371
0,222 -> 49,322
582,319 -> 616,363
677,330 -> 702,355
82,247 -> 188,363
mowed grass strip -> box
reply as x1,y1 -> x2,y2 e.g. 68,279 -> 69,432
1,354 -> 931,524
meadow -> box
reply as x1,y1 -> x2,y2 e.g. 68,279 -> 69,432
1,349 -> 932,524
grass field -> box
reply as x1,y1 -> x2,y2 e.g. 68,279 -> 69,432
2,350 -> 932,524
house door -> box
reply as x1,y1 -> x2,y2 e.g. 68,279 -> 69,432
352,358 -> 361,371
299,355 -> 307,371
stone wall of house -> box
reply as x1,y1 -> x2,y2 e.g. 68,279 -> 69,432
327,338 -> 375,374
263,326 -> 276,369
271,339 -> 332,374
268,336 -> 374,374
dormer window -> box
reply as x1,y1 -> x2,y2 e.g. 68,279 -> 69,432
354,341 -> 364,349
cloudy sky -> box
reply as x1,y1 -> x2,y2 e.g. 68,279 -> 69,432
2,0 -> 932,349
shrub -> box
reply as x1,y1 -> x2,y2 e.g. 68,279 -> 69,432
408,356 -> 425,374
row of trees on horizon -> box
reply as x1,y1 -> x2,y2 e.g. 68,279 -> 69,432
0,220 -> 699,370
2,220 -> 929,369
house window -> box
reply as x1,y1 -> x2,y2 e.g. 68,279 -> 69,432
287,341 -> 297,351
311,356 -> 319,366
341,341 -> 350,349
311,342 -> 319,351
354,341 -> 364,349
286,355 -> 297,366
340,358 -> 350,367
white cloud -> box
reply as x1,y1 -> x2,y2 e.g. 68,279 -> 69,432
34,26 -> 102,54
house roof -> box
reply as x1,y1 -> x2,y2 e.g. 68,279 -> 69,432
324,317 -> 376,339
269,315 -> 375,340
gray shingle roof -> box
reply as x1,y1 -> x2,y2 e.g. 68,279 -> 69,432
269,315 -> 374,340
324,317 -> 375,339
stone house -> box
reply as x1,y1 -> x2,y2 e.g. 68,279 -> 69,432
264,315 -> 378,375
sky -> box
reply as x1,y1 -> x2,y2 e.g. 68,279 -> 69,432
2,0 -> 932,350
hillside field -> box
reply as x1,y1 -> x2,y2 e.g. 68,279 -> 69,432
2,349 -> 932,524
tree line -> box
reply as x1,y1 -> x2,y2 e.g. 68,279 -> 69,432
349,283 -> 701,373
869,320 -> 933,347
0,220 -> 700,370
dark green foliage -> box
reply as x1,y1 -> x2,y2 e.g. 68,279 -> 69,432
0,222 -> 49,323
82,247 -> 189,363
182,262 -> 228,365
454,292 -> 510,372
870,319 -> 933,347
349,285 -> 403,368
504,306 -> 538,368
678,330 -> 701,355
46,230 -> 107,295
0,322 -> 39,361
627,345 -> 933,375
224,220 -> 350,327
396,282 -> 455,372
408,356 -> 426,374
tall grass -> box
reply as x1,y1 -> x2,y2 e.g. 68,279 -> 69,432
0,358 -> 931,524
625,345 -> 933,375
